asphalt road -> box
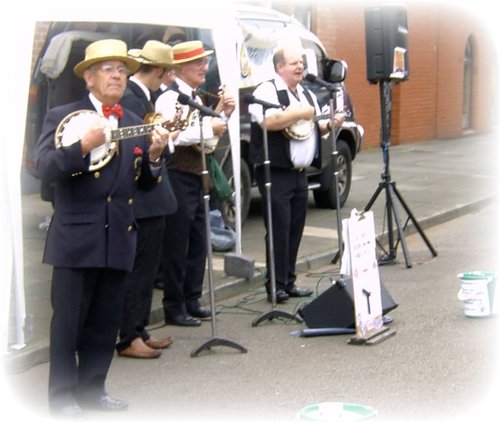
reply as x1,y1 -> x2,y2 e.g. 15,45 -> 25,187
4,202 -> 499,422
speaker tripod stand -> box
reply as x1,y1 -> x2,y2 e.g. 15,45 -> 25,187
365,80 -> 437,268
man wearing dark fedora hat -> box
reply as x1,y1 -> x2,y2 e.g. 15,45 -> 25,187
35,38 -> 170,417
155,40 -> 236,327
115,40 -> 178,360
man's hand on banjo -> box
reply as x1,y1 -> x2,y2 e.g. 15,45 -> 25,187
148,125 -> 170,163
80,123 -> 108,157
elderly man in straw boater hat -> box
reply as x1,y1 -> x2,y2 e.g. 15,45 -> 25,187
115,40 -> 179,359
34,38 -> 170,417
155,40 -> 236,327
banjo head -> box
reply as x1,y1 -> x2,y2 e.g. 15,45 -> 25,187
283,118 -> 314,141
55,110 -> 116,171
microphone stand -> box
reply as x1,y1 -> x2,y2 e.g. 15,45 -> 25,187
327,85 -> 344,266
252,105 -> 301,327
191,109 -> 247,357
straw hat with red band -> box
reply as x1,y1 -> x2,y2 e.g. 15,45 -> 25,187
74,39 -> 140,78
172,40 -> 213,64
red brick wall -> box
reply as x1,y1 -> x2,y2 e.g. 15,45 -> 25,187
31,22 -> 50,76
306,0 -> 497,148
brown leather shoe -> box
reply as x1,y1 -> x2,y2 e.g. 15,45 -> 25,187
118,338 -> 161,359
145,336 -> 173,350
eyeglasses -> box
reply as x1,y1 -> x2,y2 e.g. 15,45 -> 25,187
95,64 -> 129,75
189,58 -> 210,68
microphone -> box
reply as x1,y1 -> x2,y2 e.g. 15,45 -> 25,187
243,94 -> 282,109
304,73 -> 335,91
177,93 -> 221,118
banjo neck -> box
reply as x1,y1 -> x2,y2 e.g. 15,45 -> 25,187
110,117 -> 186,142
313,110 -> 350,122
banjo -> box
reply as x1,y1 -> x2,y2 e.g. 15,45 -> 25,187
190,85 -> 226,155
55,109 -> 188,171
283,110 -> 350,141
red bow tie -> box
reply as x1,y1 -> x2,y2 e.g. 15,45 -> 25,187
102,104 -> 123,118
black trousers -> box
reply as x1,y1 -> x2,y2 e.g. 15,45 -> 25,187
255,166 -> 309,291
117,215 -> 165,351
49,267 -> 126,410
161,170 -> 207,318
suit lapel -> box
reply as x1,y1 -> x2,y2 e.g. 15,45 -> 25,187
109,111 -> 137,194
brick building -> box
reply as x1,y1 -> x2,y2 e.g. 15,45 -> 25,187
274,0 -> 498,148
30,1 -> 498,149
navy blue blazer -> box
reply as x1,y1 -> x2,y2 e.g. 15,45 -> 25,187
35,95 -> 159,272
121,79 -> 177,219
121,79 -> 152,120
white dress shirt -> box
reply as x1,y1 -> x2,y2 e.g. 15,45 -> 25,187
155,77 -> 215,147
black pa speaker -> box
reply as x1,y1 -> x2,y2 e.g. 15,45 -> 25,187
298,278 -> 398,329
365,4 -> 409,83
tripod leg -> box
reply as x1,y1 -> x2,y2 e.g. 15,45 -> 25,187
392,184 -> 438,257
364,182 -> 384,212
331,248 -> 341,265
364,181 -> 398,265
387,183 -> 412,268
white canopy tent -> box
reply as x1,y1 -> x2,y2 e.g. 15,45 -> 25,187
1,0 -> 242,353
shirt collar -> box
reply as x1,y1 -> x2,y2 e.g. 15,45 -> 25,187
88,93 -> 103,116
175,77 -> 197,97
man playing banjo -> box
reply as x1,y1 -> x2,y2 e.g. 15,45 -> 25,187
34,39 -> 170,417
248,43 -> 345,304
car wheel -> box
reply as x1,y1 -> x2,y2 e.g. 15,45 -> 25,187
313,139 -> 352,209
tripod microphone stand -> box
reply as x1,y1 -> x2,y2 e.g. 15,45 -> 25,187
364,79 -> 437,268
190,110 -> 247,357
251,105 -> 301,327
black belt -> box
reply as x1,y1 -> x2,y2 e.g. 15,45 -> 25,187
292,167 -> 305,172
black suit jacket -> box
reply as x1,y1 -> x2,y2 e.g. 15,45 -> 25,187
121,79 -> 153,120
121,79 -> 177,219
34,95 -> 159,272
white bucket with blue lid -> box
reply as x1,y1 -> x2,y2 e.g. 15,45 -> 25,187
457,271 -> 496,317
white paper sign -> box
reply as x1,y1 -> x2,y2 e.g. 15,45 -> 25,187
343,209 -> 384,339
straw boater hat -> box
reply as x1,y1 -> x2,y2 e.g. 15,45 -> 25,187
172,40 -> 213,64
73,39 -> 140,78
128,40 -> 177,68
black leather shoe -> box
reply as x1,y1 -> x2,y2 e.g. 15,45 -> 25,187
79,395 -> 128,412
267,289 -> 289,303
165,313 -> 201,327
286,286 -> 313,297
187,305 -> 212,319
